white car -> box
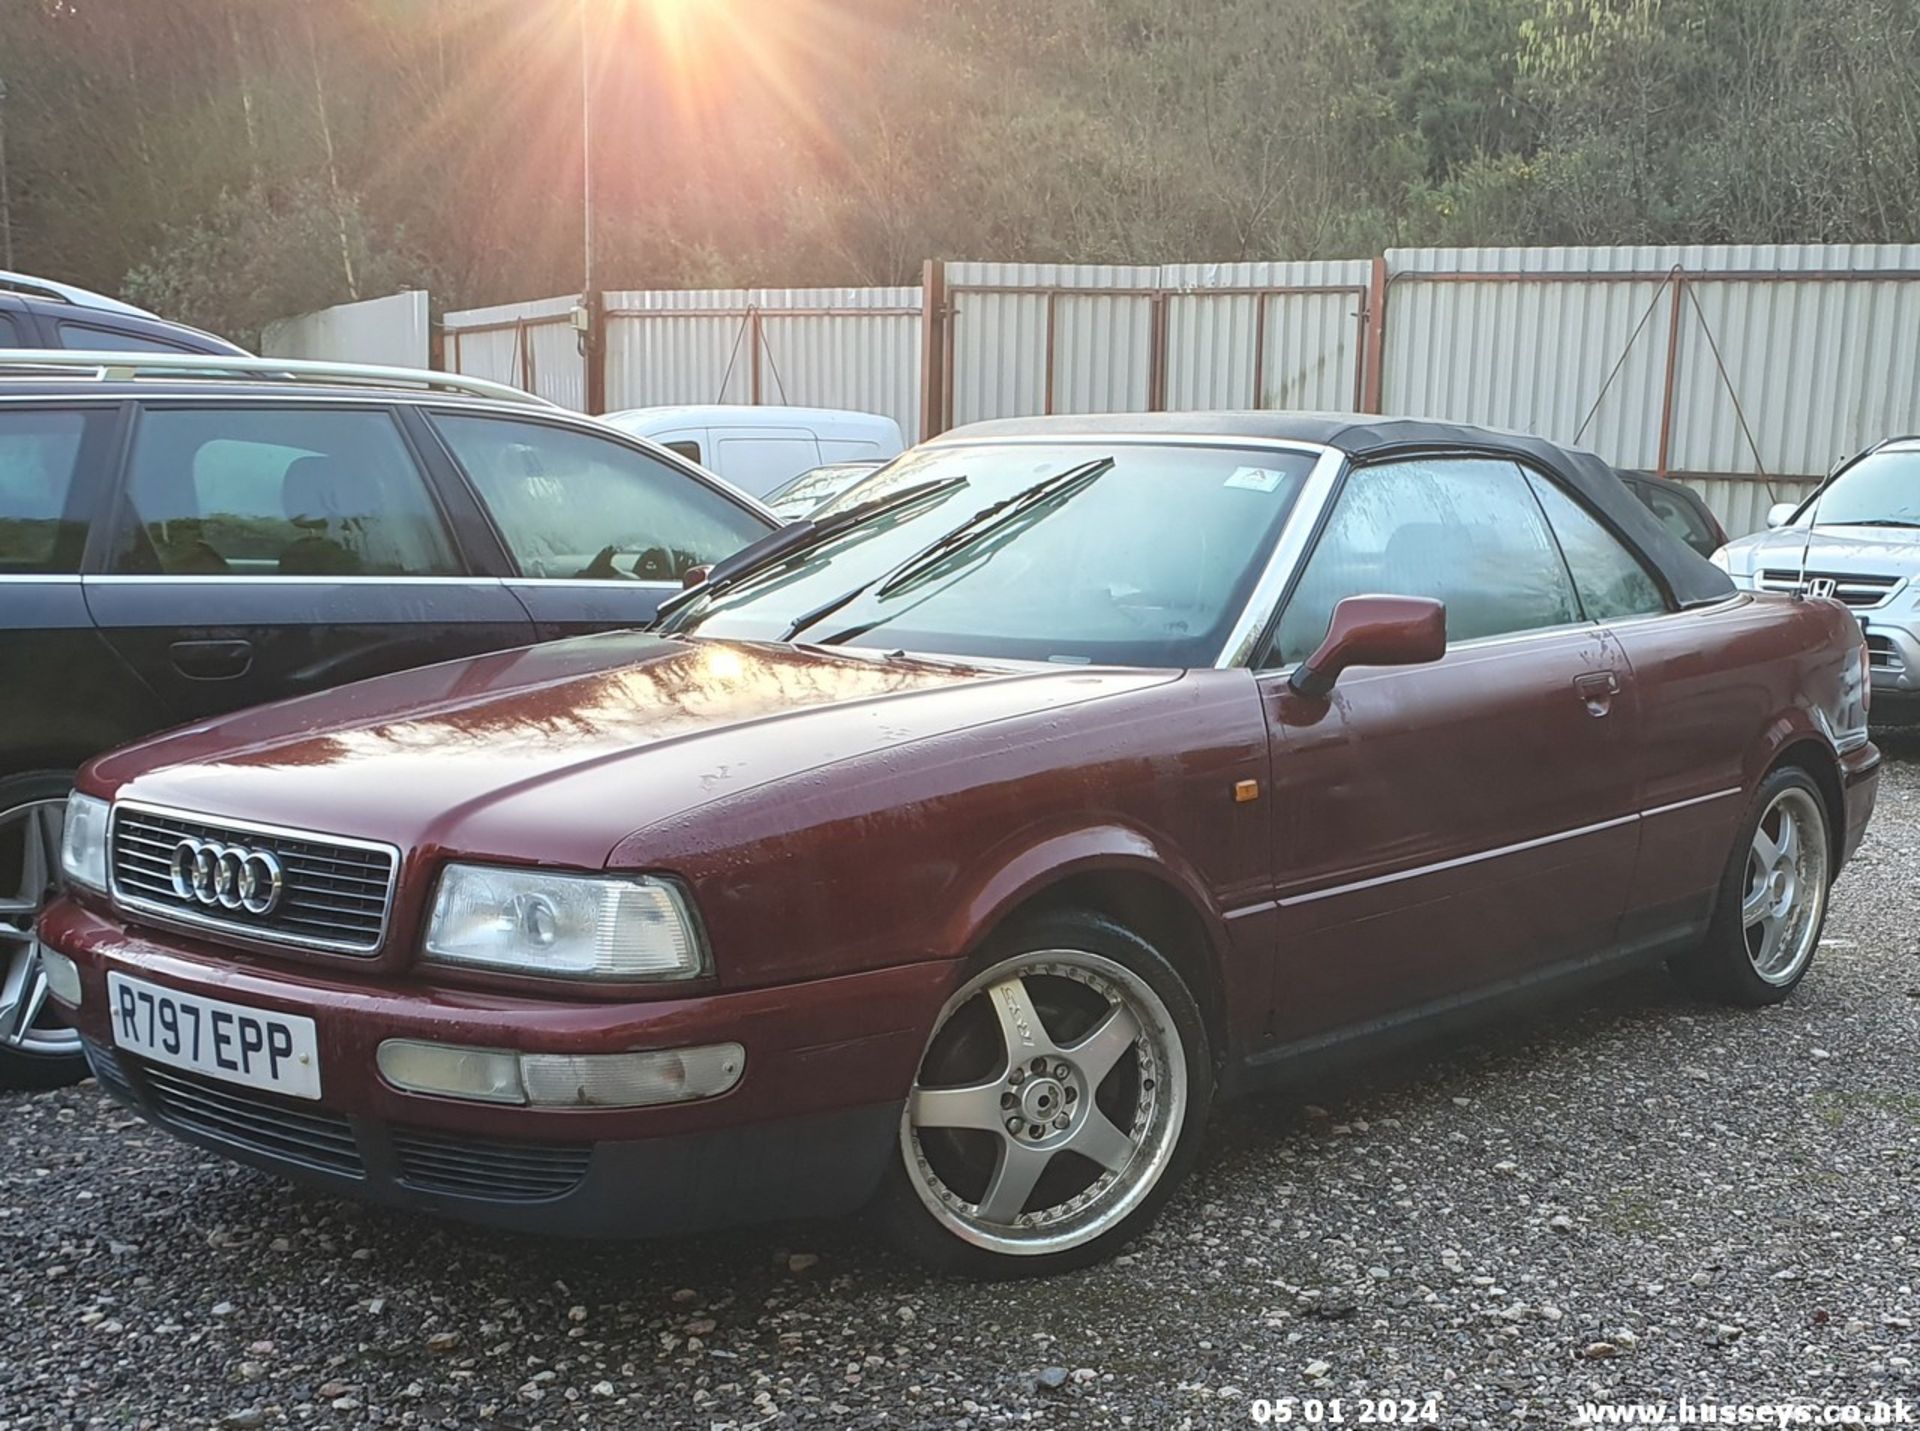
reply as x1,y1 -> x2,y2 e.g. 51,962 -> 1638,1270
600,405 -> 903,501
1713,435 -> 1920,714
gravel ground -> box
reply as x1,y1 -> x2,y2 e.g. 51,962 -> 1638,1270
5,748 -> 1918,1430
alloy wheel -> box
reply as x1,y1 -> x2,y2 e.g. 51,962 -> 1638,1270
901,948 -> 1187,1257
1742,785 -> 1829,986
0,797 -> 81,1059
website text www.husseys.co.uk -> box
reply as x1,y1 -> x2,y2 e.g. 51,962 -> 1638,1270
1578,1399 -> 1914,1426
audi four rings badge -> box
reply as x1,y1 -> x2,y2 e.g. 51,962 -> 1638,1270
166,838 -> 285,915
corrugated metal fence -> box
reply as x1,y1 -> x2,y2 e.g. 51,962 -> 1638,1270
442,245 -> 1920,535
1381,244 -> 1920,533
442,287 -> 920,438
440,294 -> 585,411
603,286 -> 921,436
938,260 -> 1373,424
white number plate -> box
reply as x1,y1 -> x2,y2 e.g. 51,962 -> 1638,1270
107,973 -> 322,1100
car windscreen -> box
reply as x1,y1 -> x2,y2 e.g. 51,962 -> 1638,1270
665,441 -> 1316,668
765,461 -> 885,519
1798,448 -> 1920,527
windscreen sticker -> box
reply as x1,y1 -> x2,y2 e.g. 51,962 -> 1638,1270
1224,465 -> 1286,493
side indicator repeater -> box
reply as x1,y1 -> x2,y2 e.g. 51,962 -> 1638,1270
1234,779 -> 1260,804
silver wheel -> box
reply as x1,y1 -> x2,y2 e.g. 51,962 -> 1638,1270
1742,785 -> 1828,986
0,796 -> 81,1059
901,948 -> 1188,1257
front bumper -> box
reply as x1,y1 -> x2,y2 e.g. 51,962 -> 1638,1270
42,898 -> 954,1238
1839,739 -> 1880,868
1861,615 -> 1920,695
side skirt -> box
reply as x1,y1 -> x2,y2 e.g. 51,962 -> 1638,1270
1221,923 -> 1706,1099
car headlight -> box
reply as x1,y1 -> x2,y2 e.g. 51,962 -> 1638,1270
1708,546 -> 1731,570
59,793 -> 110,892
424,864 -> 706,980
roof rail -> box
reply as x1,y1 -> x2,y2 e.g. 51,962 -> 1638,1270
0,270 -> 160,319
0,350 -> 554,408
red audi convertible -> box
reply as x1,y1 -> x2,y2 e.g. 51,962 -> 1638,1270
40,414 -> 1878,1276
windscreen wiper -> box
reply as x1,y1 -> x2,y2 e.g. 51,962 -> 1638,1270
654,475 -> 968,624
1840,517 -> 1920,528
872,456 -> 1114,600
779,456 -> 1115,644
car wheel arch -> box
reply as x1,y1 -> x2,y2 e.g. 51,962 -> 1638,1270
1764,736 -> 1846,869
942,831 -> 1232,1068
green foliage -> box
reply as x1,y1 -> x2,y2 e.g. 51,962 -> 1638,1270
121,182 -> 433,348
0,0 -> 1915,340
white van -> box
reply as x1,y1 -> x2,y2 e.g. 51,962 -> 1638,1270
600,405 -> 904,500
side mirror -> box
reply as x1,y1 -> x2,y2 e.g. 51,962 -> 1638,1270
1766,502 -> 1797,529
1288,595 -> 1446,699
681,563 -> 712,589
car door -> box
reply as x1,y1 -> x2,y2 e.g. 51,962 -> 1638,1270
82,401 -> 536,723
0,401 -> 169,776
1524,471 -> 1752,951
419,409 -> 774,641
708,428 -> 822,499
1256,454 -> 1642,1045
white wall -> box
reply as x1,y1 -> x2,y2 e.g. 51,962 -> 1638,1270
261,290 -> 430,369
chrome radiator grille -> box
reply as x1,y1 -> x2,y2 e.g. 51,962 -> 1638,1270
110,804 -> 398,955
1756,569 -> 1901,608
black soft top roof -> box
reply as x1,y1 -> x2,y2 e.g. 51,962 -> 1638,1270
935,410 -> 1735,610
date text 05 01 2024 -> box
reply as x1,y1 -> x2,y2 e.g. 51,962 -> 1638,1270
1250,1401 -> 1442,1425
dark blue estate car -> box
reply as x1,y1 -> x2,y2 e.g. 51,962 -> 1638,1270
0,270 -> 248,357
0,353 -> 775,1087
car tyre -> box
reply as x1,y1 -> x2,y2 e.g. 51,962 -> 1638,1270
1671,765 -> 1832,1007
877,908 -> 1213,1277
0,771 -> 89,1090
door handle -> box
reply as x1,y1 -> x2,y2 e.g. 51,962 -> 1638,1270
1574,670 -> 1619,716
169,639 -> 253,681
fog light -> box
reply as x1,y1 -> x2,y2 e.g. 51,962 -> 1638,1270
375,1039 -> 746,1108
377,1040 -> 525,1104
521,1044 -> 745,1108
40,950 -> 83,1007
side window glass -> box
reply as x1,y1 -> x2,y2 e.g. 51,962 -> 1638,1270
1641,485 -> 1716,556
1269,456 -> 1580,667
429,414 -> 768,581
113,408 -> 459,577
1526,471 -> 1669,619
57,321 -> 191,354
0,313 -> 21,346
663,439 -> 702,464
0,410 -> 96,574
